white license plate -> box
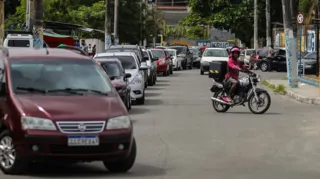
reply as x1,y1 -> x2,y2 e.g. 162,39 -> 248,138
68,136 -> 99,146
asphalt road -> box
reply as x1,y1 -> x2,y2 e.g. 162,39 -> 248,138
2,69 -> 320,179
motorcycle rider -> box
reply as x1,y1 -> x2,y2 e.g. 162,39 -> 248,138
223,47 -> 251,103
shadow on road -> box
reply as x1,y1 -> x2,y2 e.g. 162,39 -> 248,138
227,111 -> 282,115
145,92 -> 161,97
146,87 -> 166,91
26,162 -> 165,177
156,79 -> 170,83
153,83 -> 170,87
145,99 -> 164,105
129,107 -> 150,115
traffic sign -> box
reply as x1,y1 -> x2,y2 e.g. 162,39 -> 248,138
297,13 -> 304,24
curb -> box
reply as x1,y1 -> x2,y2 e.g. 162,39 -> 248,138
262,80 -> 320,105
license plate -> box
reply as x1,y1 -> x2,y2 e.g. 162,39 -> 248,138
68,136 -> 99,146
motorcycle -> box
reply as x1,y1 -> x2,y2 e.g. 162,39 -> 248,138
210,71 -> 271,114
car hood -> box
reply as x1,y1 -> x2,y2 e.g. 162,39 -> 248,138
202,56 -> 229,62
16,95 -> 126,121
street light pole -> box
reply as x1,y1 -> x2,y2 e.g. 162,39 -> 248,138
34,0 -> 44,48
253,0 -> 258,49
113,0 -> 119,45
0,0 -> 4,47
105,0 -> 112,49
265,0 -> 271,46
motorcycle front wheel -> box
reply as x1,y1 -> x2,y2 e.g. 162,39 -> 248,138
212,91 -> 230,113
248,91 -> 271,114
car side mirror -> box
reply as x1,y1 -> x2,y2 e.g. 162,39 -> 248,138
139,62 -> 148,70
152,57 -> 158,61
124,73 -> 131,79
143,56 -> 149,62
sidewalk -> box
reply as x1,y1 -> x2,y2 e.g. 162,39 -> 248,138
265,79 -> 320,105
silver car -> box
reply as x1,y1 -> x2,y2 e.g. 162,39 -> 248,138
143,49 -> 158,86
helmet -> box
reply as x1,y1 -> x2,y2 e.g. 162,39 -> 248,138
231,47 -> 240,53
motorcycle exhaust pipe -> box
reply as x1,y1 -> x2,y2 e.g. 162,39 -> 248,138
211,97 -> 230,105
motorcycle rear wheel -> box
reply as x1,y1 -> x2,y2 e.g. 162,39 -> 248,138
248,91 -> 271,114
212,91 -> 230,113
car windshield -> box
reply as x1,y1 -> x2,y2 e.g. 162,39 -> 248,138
10,59 -> 112,94
143,51 -> 148,57
304,52 -> 316,59
190,49 -> 199,56
170,47 -> 186,55
151,50 -> 165,58
203,49 -> 228,57
100,56 -> 137,69
167,50 -> 176,56
100,62 -> 121,77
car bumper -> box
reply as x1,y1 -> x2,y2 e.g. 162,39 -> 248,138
157,64 -> 167,72
129,82 -> 144,99
201,64 -> 210,72
16,132 -> 133,161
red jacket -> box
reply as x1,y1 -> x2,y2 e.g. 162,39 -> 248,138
225,57 -> 246,80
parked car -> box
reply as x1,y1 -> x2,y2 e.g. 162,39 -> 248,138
0,48 -> 136,174
94,58 -> 132,110
190,47 -> 201,68
57,44 -> 89,57
94,52 -> 148,104
169,45 -> 193,69
240,49 -> 255,67
166,49 -> 182,70
257,48 -> 286,72
142,49 -> 158,86
200,48 -> 229,75
105,45 -> 148,87
164,49 -> 174,74
300,52 -> 317,74
150,48 -> 171,76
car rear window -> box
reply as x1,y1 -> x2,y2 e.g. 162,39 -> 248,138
10,59 -> 112,94
98,56 -> 137,70
100,62 -> 121,77
151,50 -> 165,58
7,40 -> 30,47
203,49 -> 228,57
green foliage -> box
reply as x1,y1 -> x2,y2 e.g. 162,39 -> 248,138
298,0 -> 313,14
4,0 -> 160,44
274,84 -> 287,95
182,0 -> 284,47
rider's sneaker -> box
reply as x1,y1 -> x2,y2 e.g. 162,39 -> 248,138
222,97 -> 232,103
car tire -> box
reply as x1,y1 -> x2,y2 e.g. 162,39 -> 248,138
183,60 -> 187,70
126,94 -> 131,110
188,64 -> 192,69
170,67 -> 173,74
200,69 -> 204,75
104,138 -> 137,173
260,62 -> 268,72
148,76 -> 154,86
136,92 -> 145,105
0,130 -> 27,175
153,75 -> 157,85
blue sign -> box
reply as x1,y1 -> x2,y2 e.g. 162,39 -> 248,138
197,40 -> 211,47
307,30 -> 316,52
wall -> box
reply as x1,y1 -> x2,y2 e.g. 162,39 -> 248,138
83,38 -> 105,53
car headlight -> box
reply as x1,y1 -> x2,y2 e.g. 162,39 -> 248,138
201,61 -> 209,65
106,115 -> 131,129
21,116 -> 57,130
159,60 -> 165,65
130,75 -> 142,84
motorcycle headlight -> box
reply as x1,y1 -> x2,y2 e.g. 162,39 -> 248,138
106,115 -> 131,129
21,116 -> 57,130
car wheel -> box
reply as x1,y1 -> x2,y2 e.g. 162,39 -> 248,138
0,130 -> 27,175
126,94 -> 131,110
170,67 -> 173,74
188,64 -> 193,69
183,61 -> 187,70
200,69 -> 204,75
153,75 -> 157,85
136,92 -> 145,105
148,76 -> 154,86
104,138 -> 137,173
260,62 -> 268,72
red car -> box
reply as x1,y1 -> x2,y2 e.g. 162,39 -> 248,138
150,48 -> 171,76
0,48 -> 136,175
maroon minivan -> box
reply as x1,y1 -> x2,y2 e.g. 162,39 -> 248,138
0,48 -> 136,175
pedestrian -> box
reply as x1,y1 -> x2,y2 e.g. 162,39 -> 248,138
80,39 -> 88,53
88,44 -> 93,56
200,44 -> 206,55
267,45 -> 274,71
92,45 -> 96,57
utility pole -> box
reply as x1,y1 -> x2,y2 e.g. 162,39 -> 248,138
114,0 -> 119,45
105,0 -> 112,49
265,0 -> 271,46
0,0 -> 4,47
26,0 -> 35,31
253,0 -> 258,49
281,0 -> 298,88
152,3 -> 156,47
34,0 -> 44,48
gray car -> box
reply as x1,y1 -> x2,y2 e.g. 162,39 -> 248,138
300,52 -> 317,74
190,48 -> 201,68
143,49 -> 158,86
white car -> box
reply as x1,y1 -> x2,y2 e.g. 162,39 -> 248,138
166,49 -> 182,70
200,48 -> 229,75
94,52 -> 148,104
